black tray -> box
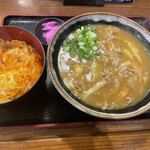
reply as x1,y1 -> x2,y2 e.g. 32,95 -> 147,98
1,15 -> 150,127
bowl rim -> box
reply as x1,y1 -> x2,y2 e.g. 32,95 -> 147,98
0,25 -> 46,105
47,12 -> 150,119
34,17 -> 65,46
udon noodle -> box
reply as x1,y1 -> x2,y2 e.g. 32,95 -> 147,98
58,25 -> 150,110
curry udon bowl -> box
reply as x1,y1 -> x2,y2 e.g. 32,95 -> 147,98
0,26 -> 46,105
47,12 -> 150,119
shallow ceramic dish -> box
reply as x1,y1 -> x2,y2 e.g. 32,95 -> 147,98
34,17 -> 64,45
0,26 -> 46,104
47,12 -> 150,119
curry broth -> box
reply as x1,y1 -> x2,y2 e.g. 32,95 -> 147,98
58,25 -> 150,110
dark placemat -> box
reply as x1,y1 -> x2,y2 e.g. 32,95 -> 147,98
0,15 -> 150,127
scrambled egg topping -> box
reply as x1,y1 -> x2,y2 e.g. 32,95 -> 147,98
0,39 -> 43,103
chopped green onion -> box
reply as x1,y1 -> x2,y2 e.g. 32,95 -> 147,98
62,25 -> 100,61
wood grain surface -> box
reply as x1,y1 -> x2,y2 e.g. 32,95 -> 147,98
0,0 -> 150,149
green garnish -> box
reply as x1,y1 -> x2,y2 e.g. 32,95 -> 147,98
62,26 -> 100,61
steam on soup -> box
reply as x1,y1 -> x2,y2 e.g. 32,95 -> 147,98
58,25 -> 150,110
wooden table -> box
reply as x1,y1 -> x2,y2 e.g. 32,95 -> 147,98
0,0 -> 150,149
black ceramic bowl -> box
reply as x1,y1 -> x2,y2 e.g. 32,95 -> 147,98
34,17 -> 64,46
0,26 -> 46,104
47,12 -> 150,119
